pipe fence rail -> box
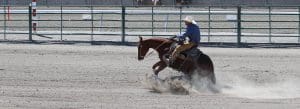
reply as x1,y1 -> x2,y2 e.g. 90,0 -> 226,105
1,5 -> 300,47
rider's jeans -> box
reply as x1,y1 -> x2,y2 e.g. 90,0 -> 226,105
171,42 -> 196,59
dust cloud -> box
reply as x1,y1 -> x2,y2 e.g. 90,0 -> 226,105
220,74 -> 300,99
142,73 -> 300,99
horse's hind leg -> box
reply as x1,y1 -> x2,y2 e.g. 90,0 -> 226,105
196,55 -> 216,84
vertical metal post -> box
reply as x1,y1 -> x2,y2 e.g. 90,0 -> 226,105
268,6 -> 272,43
29,4 -> 33,41
298,6 -> 300,43
6,0 -> 10,21
60,4 -> 63,41
152,6 -> 154,37
179,6 -> 182,34
91,5 -> 94,43
4,5 -> 7,40
99,13 -> 103,32
164,14 -> 169,32
237,6 -> 242,47
121,6 -> 125,43
208,6 -> 211,42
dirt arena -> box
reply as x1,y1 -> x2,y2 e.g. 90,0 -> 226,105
0,43 -> 300,109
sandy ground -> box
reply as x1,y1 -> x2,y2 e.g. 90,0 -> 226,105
0,43 -> 300,109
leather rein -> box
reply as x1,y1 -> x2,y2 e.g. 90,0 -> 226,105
141,39 -> 172,58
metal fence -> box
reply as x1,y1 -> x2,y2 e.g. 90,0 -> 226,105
2,0 -> 300,6
1,5 -> 300,46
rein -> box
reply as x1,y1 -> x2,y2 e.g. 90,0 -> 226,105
144,40 -> 169,58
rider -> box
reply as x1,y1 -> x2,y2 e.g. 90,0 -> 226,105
171,16 -> 201,61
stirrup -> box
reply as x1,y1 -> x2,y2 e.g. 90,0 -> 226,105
165,54 -> 170,58
169,53 -> 183,65
169,56 -> 176,65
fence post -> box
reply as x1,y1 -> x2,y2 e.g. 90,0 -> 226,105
4,5 -> 7,40
99,13 -> 103,32
121,6 -> 125,43
152,6 -> 154,37
179,6 -> 182,34
60,4 -> 63,41
91,5 -> 94,43
237,6 -> 241,47
268,6 -> 272,43
164,14 -> 169,32
208,6 -> 211,42
28,4 -> 33,41
298,6 -> 300,43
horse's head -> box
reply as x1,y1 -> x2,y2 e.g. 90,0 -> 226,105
138,36 -> 150,60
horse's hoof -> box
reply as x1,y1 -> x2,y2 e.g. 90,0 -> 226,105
152,70 -> 158,75
153,74 -> 159,80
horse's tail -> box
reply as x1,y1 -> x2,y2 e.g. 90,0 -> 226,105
196,53 -> 216,84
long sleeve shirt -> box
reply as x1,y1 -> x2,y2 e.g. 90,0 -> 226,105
177,23 -> 201,44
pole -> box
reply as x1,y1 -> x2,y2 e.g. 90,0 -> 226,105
237,6 -> 241,47
32,0 -> 37,33
208,6 -> 211,42
60,4 -> 63,41
29,4 -> 32,41
99,13 -> 103,32
91,5 -> 94,43
121,6 -> 125,43
268,6 -> 272,43
7,0 -> 10,21
298,6 -> 300,43
179,6 -> 182,34
4,5 -> 7,40
152,6 -> 154,37
164,14 -> 169,32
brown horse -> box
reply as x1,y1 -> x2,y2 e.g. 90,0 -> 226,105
138,37 -> 216,84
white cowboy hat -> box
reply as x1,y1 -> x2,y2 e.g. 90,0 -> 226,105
183,16 -> 197,24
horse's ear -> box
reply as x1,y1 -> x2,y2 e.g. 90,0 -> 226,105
139,36 -> 143,42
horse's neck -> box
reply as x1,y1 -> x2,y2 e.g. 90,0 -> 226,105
150,41 -> 164,50
146,39 -> 171,57
145,39 -> 166,50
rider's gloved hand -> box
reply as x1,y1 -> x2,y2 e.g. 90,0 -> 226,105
168,35 -> 178,41
168,35 -> 177,39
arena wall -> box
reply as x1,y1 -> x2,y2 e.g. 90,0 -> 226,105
1,0 -> 300,6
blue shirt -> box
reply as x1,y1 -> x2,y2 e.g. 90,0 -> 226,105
177,23 -> 201,44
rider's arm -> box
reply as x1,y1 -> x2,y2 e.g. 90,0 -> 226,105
177,26 -> 192,41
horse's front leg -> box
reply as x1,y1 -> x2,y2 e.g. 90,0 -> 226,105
152,61 -> 167,75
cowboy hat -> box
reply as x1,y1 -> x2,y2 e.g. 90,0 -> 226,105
183,16 -> 197,24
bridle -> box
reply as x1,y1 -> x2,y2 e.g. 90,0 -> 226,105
139,39 -> 170,59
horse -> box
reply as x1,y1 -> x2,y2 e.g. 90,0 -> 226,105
137,36 -> 216,84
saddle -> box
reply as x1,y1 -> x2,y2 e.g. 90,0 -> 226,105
179,46 -> 202,61
166,44 -> 202,62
